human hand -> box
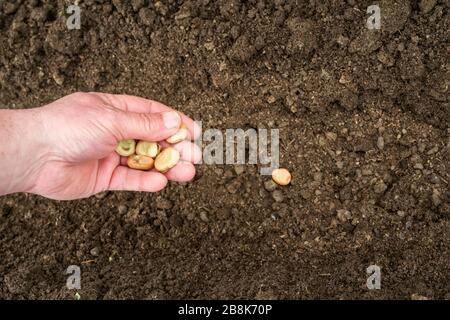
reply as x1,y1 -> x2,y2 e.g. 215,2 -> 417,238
0,92 -> 201,200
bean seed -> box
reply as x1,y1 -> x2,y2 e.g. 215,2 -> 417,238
166,124 -> 188,144
272,168 -> 292,186
154,147 -> 180,173
116,139 -> 136,156
136,141 -> 160,158
127,155 -> 154,170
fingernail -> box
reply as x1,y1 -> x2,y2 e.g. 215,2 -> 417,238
162,111 -> 181,129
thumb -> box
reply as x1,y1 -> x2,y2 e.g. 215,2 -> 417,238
116,110 -> 182,142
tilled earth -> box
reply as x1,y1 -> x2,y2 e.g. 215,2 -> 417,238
0,0 -> 449,299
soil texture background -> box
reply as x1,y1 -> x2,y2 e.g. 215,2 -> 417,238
0,0 -> 449,299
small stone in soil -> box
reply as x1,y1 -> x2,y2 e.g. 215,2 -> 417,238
169,214 -> 183,227
234,165 -> 245,175
264,180 -> 278,192
337,209 -> 351,222
377,136 -> 385,150
414,163 -> 424,170
131,0 -> 145,11
186,212 -> 195,221
313,172 -> 323,182
200,212 -> 209,222
156,198 -> 173,210
272,190 -> 284,202
426,146 -> 439,155
271,213 -> 281,220
226,179 -> 241,193
427,173 -> 440,184
118,205 -> 128,215
374,181 -> 388,194
267,95 -> 276,104
432,191 -> 441,207
325,132 -> 337,141
90,247 -> 100,256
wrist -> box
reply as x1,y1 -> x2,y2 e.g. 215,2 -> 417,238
0,108 -> 47,196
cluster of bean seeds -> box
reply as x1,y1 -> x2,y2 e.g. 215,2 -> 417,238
115,123 -> 293,185
115,124 -> 188,173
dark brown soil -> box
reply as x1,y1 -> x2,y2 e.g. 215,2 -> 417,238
0,0 -> 449,299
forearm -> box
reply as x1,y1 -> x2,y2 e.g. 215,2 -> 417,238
0,108 -> 45,196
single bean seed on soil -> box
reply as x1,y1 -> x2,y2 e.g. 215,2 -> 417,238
127,154 -> 154,170
272,168 -> 292,186
136,141 -> 160,158
154,147 -> 180,173
116,139 -> 136,156
166,124 -> 188,144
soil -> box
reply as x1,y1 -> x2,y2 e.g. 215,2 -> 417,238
0,0 -> 449,299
